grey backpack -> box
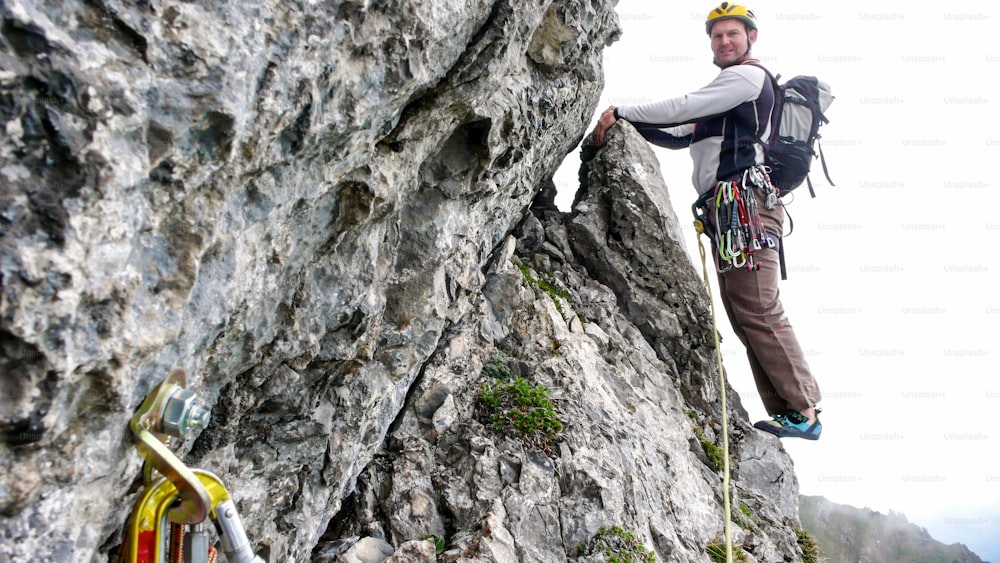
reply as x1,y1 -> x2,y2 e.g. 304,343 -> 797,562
755,66 -> 836,197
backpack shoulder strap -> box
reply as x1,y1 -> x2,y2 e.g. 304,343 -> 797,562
742,61 -> 781,95
741,61 -> 782,146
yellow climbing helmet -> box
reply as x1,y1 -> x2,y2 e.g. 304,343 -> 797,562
705,2 -> 758,35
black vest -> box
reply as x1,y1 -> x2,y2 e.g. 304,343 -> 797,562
691,69 -> 776,182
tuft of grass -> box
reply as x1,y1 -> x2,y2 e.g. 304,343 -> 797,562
796,529 -> 820,563
706,541 -> 748,563
476,376 -> 563,453
575,526 -> 656,563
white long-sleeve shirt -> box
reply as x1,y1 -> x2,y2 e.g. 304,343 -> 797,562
616,63 -> 775,195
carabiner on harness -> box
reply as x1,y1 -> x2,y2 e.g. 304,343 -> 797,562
695,167 -> 780,275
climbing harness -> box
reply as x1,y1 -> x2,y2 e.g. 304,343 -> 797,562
694,165 -> 778,276
692,218 -> 735,563
119,369 -> 264,563
693,164 -> 795,279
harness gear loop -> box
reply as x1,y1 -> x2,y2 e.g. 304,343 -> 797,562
700,166 -> 784,277
693,217 -> 735,563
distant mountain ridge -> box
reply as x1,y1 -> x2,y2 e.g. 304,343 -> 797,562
799,495 -> 989,563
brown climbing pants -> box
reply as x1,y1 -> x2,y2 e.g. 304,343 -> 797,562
712,185 -> 822,416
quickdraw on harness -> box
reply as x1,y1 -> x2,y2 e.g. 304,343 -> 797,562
693,165 -> 778,275
119,369 -> 265,563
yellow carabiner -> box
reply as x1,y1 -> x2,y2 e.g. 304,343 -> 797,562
120,469 -> 231,563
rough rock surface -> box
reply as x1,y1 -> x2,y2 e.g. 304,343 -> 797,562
0,1 -> 805,561
317,124 -> 805,563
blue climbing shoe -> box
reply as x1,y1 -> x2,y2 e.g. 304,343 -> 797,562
753,411 -> 822,440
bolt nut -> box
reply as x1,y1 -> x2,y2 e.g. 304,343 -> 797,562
161,388 -> 211,437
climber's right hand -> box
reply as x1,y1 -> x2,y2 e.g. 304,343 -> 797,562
592,105 -> 617,146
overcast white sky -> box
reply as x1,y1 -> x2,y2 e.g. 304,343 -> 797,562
554,3 -> 1000,560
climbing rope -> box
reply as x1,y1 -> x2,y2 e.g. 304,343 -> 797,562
693,217 -> 734,563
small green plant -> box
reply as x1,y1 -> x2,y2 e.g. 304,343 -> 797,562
481,353 -> 514,381
514,260 -> 572,316
421,534 -> 445,555
706,541 -> 748,563
477,376 -> 563,452
795,529 -> 820,563
690,424 -> 724,472
575,526 -> 655,563
732,502 -> 755,529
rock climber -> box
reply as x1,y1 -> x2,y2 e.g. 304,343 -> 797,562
591,2 -> 823,440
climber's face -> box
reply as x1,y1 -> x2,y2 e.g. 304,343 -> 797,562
710,18 -> 756,67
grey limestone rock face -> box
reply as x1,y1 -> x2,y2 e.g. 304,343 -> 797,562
1,0 -> 805,561
320,122 -> 805,563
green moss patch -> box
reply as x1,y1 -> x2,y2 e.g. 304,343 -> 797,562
575,526 -> 656,563
476,376 -> 563,453
515,260 -> 572,316
481,353 -> 514,381
690,424 -> 724,472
